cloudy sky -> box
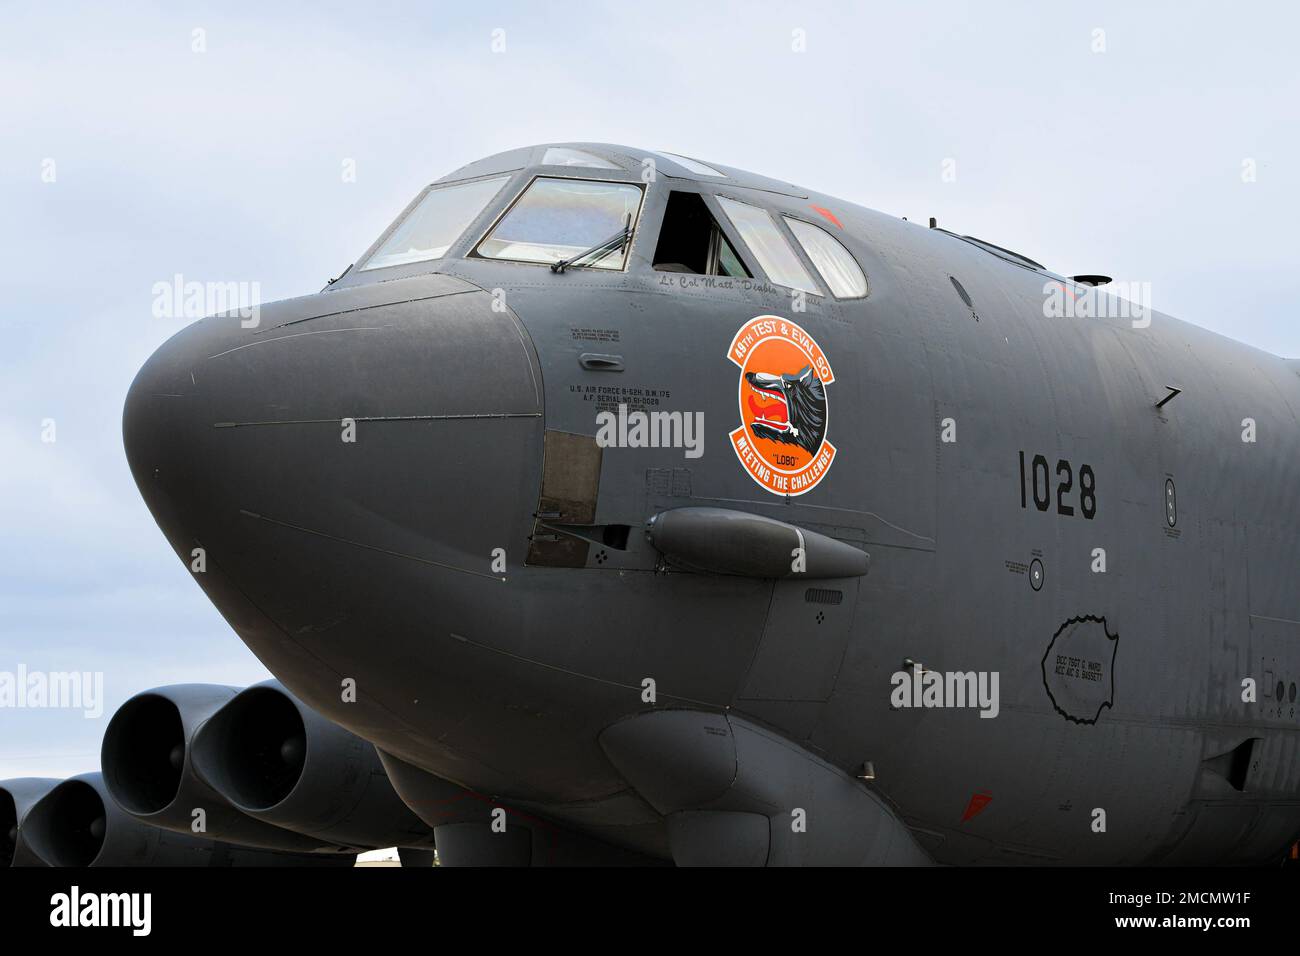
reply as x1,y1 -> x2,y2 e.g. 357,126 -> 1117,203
2,1 -> 1297,779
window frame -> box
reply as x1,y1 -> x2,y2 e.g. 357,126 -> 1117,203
540,147 -> 623,170
355,172 -> 516,274
651,150 -> 728,178
651,189 -> 753,279
714,195 -> 825,296
705,224 -> 751,278
782,214 -> 869,300
697,195 -> 761,281
468,174 -> 648,273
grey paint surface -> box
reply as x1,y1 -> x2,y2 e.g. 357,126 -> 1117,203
120,143 -> 1300,865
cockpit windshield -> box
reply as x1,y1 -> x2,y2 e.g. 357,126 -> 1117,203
475,177 -> 643,270
361,175 -> 510,271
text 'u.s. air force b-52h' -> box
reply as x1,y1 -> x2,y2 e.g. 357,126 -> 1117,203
11,142 -> 1299,868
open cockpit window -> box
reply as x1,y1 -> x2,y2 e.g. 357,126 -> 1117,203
783,217 -> 867,298
716,196 -> 820,294
475,177 -> 643,270
361,175 -> 510,271
653,192 -> 750,277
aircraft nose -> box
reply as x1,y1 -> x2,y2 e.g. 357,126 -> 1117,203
123,276 -> 544,655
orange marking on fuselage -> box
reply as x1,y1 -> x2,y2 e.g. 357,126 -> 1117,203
810,204 -> 843,229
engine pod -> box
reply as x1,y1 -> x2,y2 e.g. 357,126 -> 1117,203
190,680 -> 435,850
24,771 -> 356,867
101,683 -> 342,853
1,777 -> 60,867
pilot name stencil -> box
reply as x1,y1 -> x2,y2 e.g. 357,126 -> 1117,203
727,315 -> 836,496
660,274 -> 785,297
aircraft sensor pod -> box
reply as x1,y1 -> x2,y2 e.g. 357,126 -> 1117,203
645,506 -> 868,579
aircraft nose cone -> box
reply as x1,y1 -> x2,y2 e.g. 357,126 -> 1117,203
123,318 -> 225,533
123,275 -> 544,675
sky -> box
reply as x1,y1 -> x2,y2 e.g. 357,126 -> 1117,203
2,0 -> 1298,780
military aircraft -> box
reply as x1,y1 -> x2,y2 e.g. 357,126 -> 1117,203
7,142 -> 1299,866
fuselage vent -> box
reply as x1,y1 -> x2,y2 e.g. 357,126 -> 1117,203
804,587 -> 843,605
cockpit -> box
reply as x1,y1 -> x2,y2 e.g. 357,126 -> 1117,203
345,143 -> 867,300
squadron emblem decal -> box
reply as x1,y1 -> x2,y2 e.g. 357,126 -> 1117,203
726,315 -> 836,496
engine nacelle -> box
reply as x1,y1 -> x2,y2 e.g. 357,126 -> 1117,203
22,772 -> 356,867
600,710 -> 932,866
1,777 -> 60,867
101,683 -> 347,854
190,680 -> 435,850
376,749 -> 656,866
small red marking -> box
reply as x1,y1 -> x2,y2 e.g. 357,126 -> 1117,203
810,205 -> 843,229
961,791 -> 992,823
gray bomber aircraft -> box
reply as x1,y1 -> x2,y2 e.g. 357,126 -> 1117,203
11,142 -> 1299,867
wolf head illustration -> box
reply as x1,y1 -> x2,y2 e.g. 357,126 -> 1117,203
744,365 -> 827,454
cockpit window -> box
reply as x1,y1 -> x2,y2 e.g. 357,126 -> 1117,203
361,175 -> 509,271
716,197 -> 819,294
784,217 -> 867,298
541,147 -> 621,169
654,151 -> 727,177
653,191 -> 750,277
476,177 -> 643,270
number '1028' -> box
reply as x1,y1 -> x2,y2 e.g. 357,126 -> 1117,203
1019,452 -> 1096,519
